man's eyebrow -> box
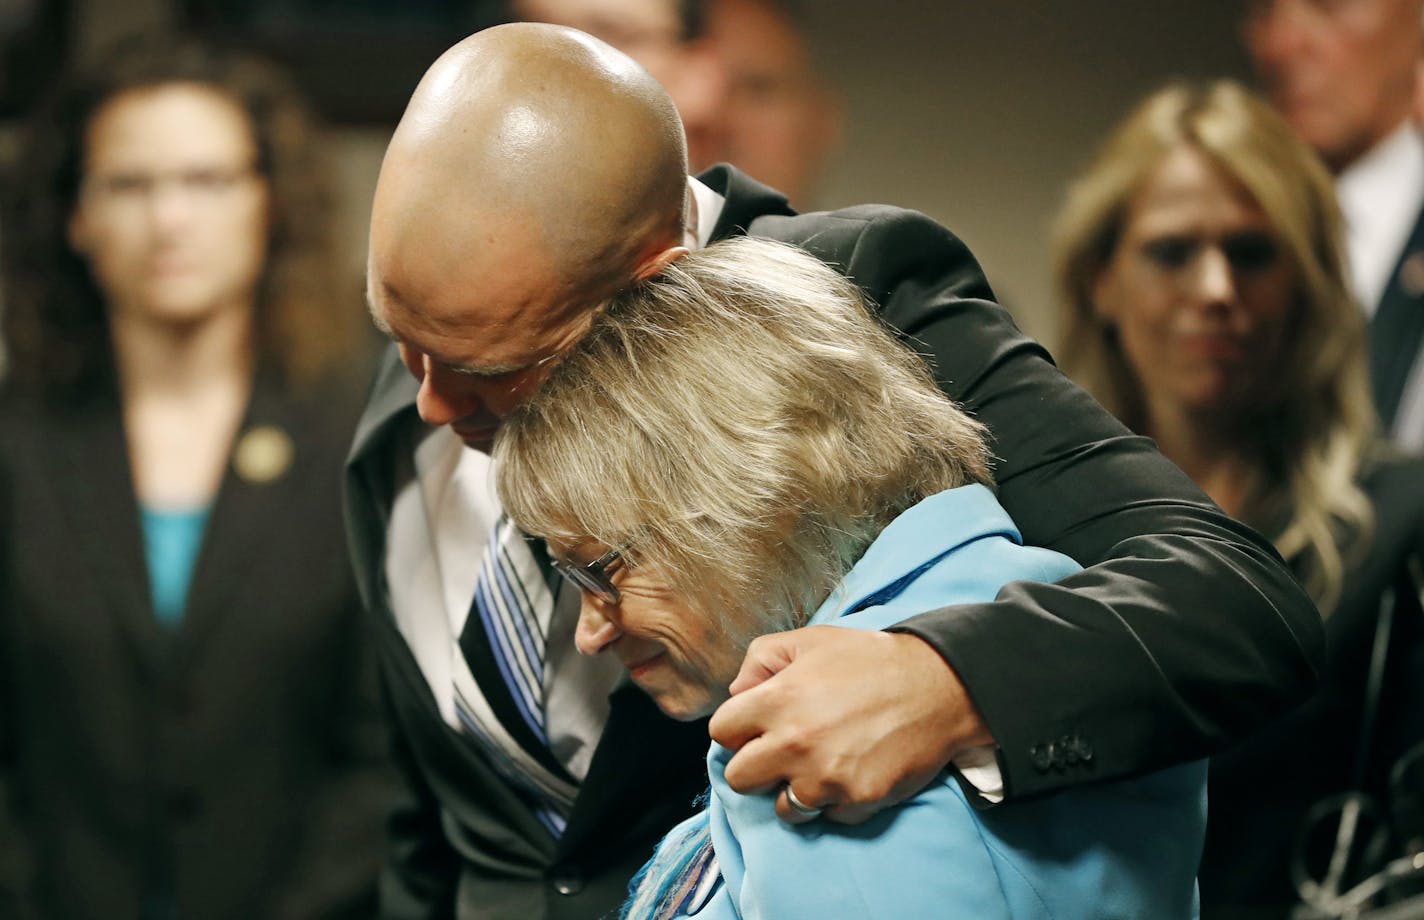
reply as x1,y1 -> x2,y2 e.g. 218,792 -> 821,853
445,343 -> 570,379
365,283 -> 551,378
445,358 -> 541,378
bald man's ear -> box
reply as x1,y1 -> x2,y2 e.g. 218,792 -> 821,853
632,245 -> 690,280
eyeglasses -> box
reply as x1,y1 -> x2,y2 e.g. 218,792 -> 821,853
81,164 -> 259,209
550,540 -> 633,605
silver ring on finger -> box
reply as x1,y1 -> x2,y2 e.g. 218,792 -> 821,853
784,785 -> 824,820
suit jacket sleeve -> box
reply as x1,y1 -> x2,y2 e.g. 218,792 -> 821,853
754,206 -> 1324,799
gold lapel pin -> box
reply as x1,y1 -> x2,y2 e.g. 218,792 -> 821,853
233,425 -> 294,484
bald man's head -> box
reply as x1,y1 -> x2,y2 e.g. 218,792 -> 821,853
367,23 -> 691,450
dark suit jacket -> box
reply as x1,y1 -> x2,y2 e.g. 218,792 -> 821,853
1200,454 -> 1424,917
0,363 -> 394,920
344,165 -> 1325,920
1369,201 -> 1424,442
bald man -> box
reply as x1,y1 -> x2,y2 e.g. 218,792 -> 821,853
347,24 -> 1322,919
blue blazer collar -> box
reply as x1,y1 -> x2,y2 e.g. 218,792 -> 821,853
809,484 -> 1019,624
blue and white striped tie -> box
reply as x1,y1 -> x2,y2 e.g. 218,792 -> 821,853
471,515 -> 552,744
455,514 -> 573,836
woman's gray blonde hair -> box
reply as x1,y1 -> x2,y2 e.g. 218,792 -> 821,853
495,236 -> 992,634
1053,80 -> 1376,612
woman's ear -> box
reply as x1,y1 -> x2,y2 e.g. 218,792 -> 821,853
632,245 -> 690,281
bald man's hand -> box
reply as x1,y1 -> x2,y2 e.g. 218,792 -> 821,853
708,626 -> 993,825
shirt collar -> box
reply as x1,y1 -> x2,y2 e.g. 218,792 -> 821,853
1336,119 -> 1424,310
807,484 -> 1019,626
685,175 -> 726,250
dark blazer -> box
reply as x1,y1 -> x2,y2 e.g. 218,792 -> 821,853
1200,455 -> 1424,917
1369,201 -> 1424,444
0,363 -> 394,920
344,165 -> 1325,919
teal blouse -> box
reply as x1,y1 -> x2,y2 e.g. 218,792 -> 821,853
139,505 -> 210,625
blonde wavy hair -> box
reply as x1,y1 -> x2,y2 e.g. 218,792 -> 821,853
495,236 -> 993,634
1054,80 -> 1376,613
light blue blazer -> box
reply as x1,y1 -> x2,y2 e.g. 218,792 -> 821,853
660,485 -> 1206,919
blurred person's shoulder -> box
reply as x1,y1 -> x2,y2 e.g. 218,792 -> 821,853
1359,447 -> 1424,502
0,376 -> 54,477
1357,447 -> 1424,551
0,376 -> 50,433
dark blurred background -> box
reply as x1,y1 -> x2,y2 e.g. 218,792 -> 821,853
0,0 -> 1254,346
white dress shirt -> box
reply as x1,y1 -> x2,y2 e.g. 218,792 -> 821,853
1336,120 -> 1424,450
1337,120 -> 1424,315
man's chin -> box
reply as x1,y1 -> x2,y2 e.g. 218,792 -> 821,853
648,685 -> 726,723
451,423 -> 499,453
655,698 -> 714,722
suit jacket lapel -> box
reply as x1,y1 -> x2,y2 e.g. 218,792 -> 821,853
698,164 -> 796,243
179,364 -> 306,660
43,385 -> 168,675
345,345 -> 420,615
1370,203 -> 1424,428
380,615 -> 558,858
349,345 -> 419,469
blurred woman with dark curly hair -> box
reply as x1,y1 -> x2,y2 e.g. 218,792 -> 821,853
0,34 -> 390,920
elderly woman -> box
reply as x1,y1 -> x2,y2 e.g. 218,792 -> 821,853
493,236 -> 1206,918
0,35 -> 389,920
1054,81 -> 1424,917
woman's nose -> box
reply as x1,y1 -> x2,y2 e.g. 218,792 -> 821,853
1194,247 -> 1239,307
574,595 -> 621,656
147,181 -> 196,235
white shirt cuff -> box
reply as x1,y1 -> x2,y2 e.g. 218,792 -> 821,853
951,744 -> 1004,804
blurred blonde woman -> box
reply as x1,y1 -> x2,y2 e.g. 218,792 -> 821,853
1055,80 -> 1424,917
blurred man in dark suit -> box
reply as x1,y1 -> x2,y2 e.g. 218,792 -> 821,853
1247,0 -> 1424,450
